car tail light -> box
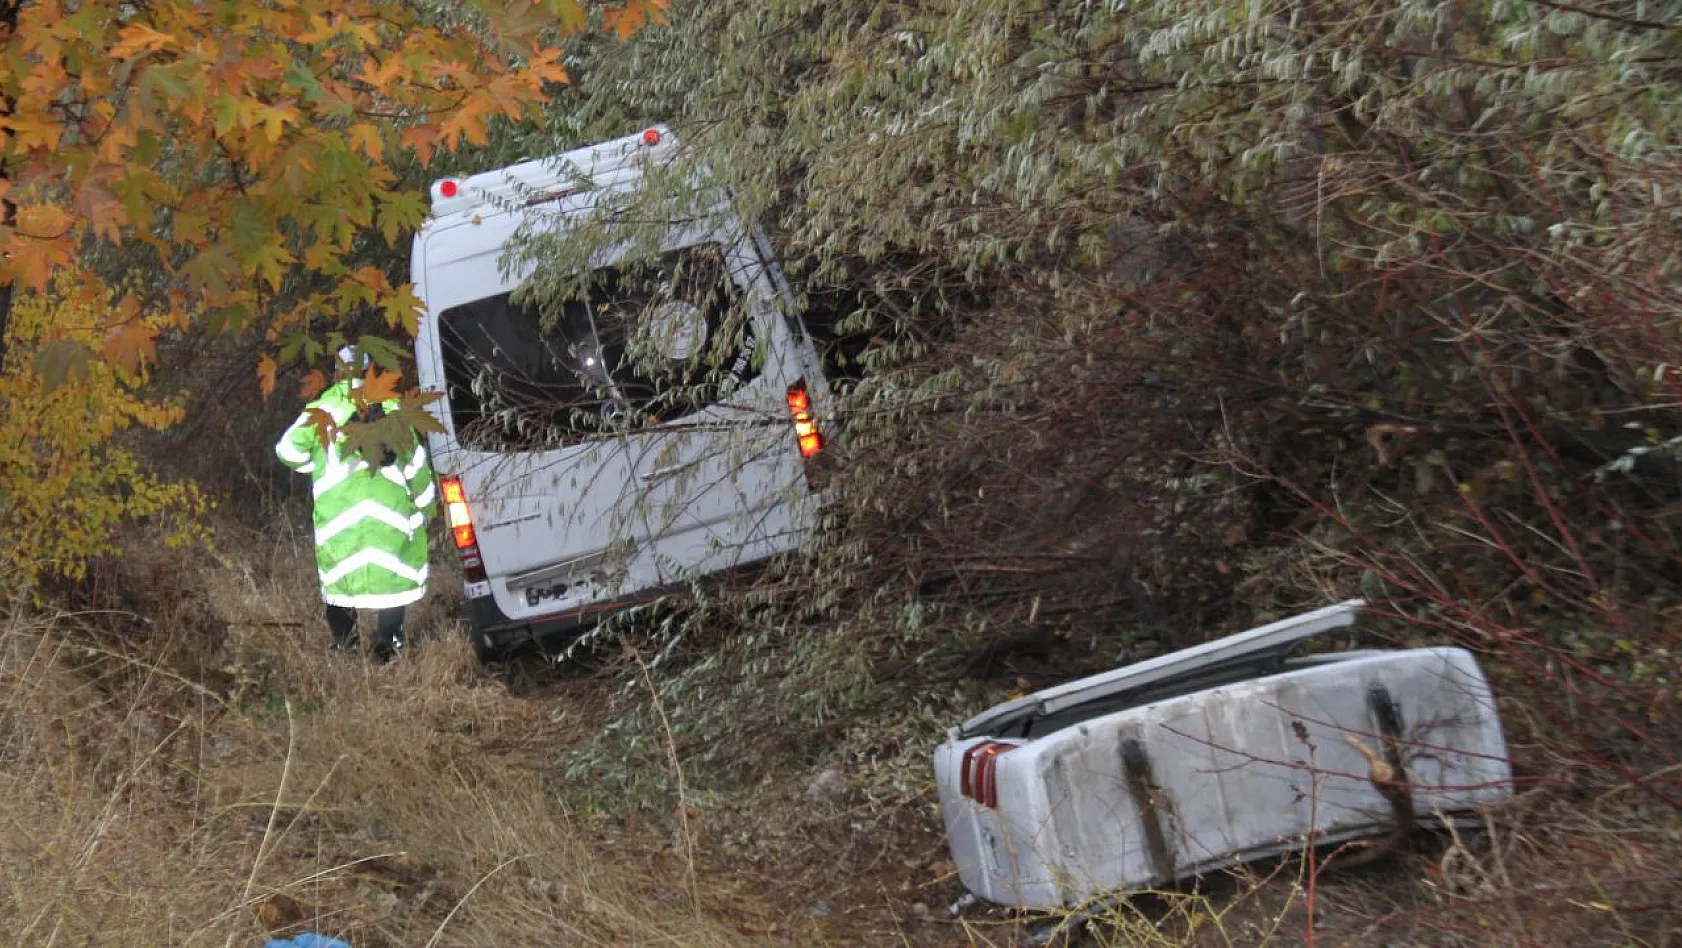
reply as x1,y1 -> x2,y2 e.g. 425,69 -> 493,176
959,740 -> 1016,809
642,128 -> 662,147
786,380 -> 823,459
440,475 -> 487,582
786,379 -> 825,491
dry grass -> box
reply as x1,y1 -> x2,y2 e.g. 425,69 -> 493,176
0,527 -> 778,948
937,792 -> 1682,948
5,523 -> 1680,947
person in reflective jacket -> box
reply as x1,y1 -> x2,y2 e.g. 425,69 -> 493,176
274,345 -> 436,661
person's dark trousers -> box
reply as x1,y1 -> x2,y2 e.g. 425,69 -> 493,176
326,603 -> 357,649
324,603 -> 406,658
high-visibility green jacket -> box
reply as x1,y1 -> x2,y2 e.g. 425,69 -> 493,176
275,381 -> 437,610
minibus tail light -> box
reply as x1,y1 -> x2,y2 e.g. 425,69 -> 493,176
440,475 -> 487,582
787,380 -> 823,459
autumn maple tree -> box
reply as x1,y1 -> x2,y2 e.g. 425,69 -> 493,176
0,0 -> 667,366
0,0 -> 667,582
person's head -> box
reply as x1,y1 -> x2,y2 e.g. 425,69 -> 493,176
335,344 -> 367,381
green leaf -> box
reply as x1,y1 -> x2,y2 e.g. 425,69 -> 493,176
377,189 -> 428,246
181,244 -> 238,297
229,200 -> 268,252
278,331 -> 310,365
32,339 -> 95,390
286,59 -> 324,104
139,63 -> 192,115
543,0 -> 590,33
210,95 -> 241,136
355,335 -> 408,373
393,403 -> 447,437
204,303 -> 251,335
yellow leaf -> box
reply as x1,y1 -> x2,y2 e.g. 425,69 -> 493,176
346,122 -> 384,161
254,102 -> 299,143
257,354 -> 278,399
386,285 -> 424,336
250,240 -> 297,292
2,113 -> 66,151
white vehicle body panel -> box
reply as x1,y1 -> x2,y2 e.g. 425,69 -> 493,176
934,604 -> 1514,909
411,127 -> 828,646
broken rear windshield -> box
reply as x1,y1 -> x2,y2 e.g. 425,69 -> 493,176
439,244 -> 761,451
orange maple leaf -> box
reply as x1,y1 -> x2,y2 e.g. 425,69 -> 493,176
356,54 -> 408,93
257,354 -> 279,399
437,100 -> 491,149
14,203 -> 73,240
359,367 -> 403,404
75,168 -> 129,242
2,112 -> 66,151
110,24 -> 178,61
4,225 -> 77,293
103,321 -> 159,375
400,125 -> 438,167
299,369 -> 329,399
602,0 -> 670,41
305,407 -> 339,450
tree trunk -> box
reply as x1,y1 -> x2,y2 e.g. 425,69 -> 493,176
0,0 -> 19,373
0,282 -> 11,372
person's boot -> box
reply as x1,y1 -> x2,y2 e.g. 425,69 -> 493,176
371,607 -> 406,664
325,604 -> 359,655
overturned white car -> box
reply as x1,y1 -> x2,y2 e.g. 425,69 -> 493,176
934,600 -> 1514,909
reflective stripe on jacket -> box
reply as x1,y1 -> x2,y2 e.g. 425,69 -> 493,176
275,380 -> 436,609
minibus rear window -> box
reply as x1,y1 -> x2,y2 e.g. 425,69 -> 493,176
438,244 -> 761,451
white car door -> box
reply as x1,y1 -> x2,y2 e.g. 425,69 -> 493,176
418,206 -> 652,618
598,226 -> 816,584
